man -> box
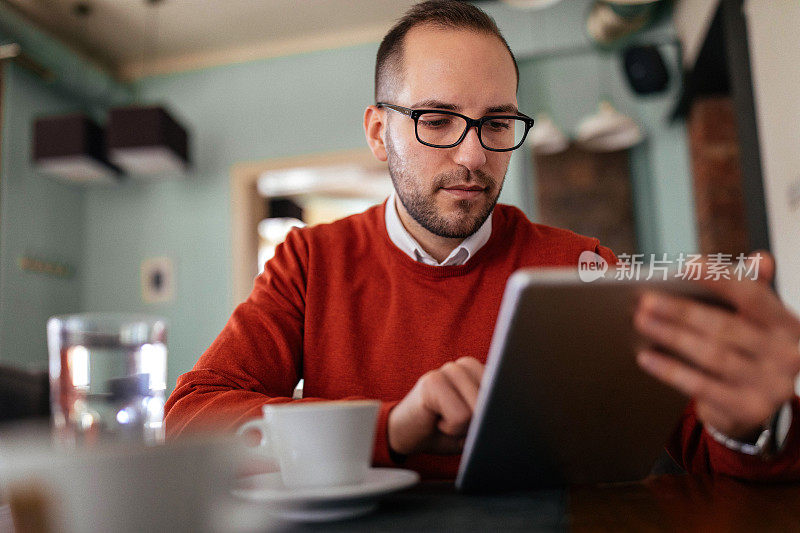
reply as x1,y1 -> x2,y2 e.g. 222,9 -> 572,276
165,1 -> 800,480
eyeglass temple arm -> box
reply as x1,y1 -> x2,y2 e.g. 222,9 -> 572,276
518,112 -> 535,124
375,103 -> 413,117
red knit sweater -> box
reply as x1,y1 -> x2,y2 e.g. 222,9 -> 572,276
164,202 -> 800,481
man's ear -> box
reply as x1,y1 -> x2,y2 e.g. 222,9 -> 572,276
364,105 -> 388,162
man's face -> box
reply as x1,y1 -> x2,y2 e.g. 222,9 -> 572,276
385,26 -> 518,239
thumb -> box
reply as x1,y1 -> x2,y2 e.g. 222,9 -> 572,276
747,250 -> 774,285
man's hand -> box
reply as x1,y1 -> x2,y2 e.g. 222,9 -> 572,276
388,357 -> 485,456
634,252 -> 800,441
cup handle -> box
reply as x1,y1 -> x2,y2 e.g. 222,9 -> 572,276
236,418 -> 274,459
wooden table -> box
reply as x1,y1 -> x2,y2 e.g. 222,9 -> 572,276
268,475 -> 800,532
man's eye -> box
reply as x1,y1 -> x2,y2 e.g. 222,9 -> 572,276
419,115 -> 452,128
485,119 -> 510,130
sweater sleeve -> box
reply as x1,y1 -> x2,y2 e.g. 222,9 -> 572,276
163,229 -> 401,467
594,242 -> 618,268
666,397 -> 800,480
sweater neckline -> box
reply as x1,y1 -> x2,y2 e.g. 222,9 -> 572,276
377,201 -> 506,279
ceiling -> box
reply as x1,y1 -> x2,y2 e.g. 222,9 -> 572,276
2,0 -> 419,80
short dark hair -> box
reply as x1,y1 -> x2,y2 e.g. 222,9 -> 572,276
375,0 -> 519,101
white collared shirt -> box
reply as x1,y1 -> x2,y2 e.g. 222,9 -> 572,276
384,191 -> 492,266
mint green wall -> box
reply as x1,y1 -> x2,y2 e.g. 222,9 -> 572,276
0,63 -> 86,369
1,0 -> 698,389
0,10 -> 129,368
82,44 -> 382,392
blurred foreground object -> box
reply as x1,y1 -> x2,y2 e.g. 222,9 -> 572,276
47,314 -> 167,447
0,428 -> 234,533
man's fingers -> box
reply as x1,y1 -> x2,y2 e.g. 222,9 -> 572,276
635,306 -> 759,384
638,292 -> 764,358
637,289 -> 800,378
748,250 -> 774,285
391,359 -> 485,456
635,349 -> 745,414
436,414 -> 471,438
441,359 -> 482,409
636,350 -> 778,433
636,349 -> 724,400
651,249 -> 789,331
699,276 -> 800,335
454,356 -> 485,385
420,371 -> 472,437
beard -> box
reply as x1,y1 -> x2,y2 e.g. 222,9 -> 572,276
386,132 -> 504,239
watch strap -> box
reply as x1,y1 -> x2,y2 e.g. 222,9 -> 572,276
704,404 -> 793,459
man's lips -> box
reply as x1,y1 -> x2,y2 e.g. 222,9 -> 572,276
440,185 -> 487,199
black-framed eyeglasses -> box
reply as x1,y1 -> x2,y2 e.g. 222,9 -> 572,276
376,103 -> 534,152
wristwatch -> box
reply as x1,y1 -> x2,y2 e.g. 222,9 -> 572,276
706,402 -> 792,458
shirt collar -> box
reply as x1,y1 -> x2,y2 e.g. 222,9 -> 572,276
384,191 -> 492,267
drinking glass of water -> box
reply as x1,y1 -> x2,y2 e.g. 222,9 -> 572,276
47,314 -> 167,447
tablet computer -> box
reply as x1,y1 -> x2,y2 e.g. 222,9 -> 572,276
455,268 -> 730,492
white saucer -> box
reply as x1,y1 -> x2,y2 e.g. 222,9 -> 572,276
232,467 -> 420,522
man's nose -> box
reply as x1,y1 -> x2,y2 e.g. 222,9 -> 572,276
452,126 -> 487,171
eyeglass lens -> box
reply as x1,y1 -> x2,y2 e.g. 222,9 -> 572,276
416,113 -> 527,150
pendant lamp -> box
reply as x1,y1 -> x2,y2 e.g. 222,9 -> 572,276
106,105 -> 189,176
104,2 -> 190,177
33,114 -> 119,184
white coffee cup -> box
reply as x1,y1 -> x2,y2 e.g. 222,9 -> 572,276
237,400 -> 380,489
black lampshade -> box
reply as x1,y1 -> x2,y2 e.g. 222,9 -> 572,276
106,105 -> 189,176
33,113 -> 120,183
